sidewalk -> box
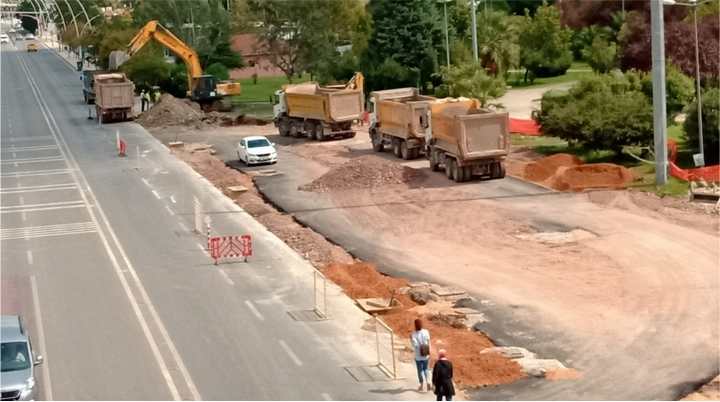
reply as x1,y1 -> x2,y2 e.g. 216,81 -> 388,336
39,32 -> 97,70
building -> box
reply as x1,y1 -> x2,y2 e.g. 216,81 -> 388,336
229,33 -> 285,80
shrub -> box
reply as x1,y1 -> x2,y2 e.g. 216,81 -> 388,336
363,58 -> 419,94
535,73 -> 653,152
439,62 -> 506,107
518,2 -> 573,82
684,88 -> 720,165
121,53 -> 172,92
205,63 -> 230,81
638,63 -> 695,121
584,37 -> 617,74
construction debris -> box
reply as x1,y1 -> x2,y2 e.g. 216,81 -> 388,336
299,155 -> 425,192
514,153 -> 634,191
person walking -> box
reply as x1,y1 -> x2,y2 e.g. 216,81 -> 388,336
432,349 -> 455,401
142,90 -> 152,111
411,318 -> 431,392
140,89 -> 148,112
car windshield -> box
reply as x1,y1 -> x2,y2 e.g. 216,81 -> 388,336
247,139 -> 270,148
1,342 -> 30,372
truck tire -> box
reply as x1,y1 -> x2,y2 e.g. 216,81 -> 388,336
445,158 -> 454,179
461,166 -> 472,182
278,119 -> 290,136
314,124 -> 325,141
452,161 -> 462,182
490,161 -> 503,179
400,141 -> 410,160
393,140 -> 402,158
371,130 -> 384,152
289,122 -> 299,137
497,163 -> 506,179
429,151 -> 440,171
303,120 -> 315,138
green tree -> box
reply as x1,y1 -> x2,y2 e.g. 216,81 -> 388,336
16,1 -> 37,34
362,0 -> 443,88
684,88 -> 719,164
583,37 -> 617,74
121,48 -> 172,92
205,62 -> 229,81
475,9 -> 521,76
518,2 -> 573,82
440,62 -> 507,107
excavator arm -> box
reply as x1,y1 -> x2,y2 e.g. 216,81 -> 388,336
127,20 -> 204,95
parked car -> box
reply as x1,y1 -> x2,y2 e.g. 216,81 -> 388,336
26,43 -> 37,52
0,37 -> 9,44
236,136 -> 278,165
1,316 -> 43,401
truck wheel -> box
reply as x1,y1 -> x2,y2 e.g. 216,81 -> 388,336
278,120 -> 290,136
314,124 -> 325,141
429,151 -> 440,171
490,162 -> 501,179
452,162 -> 462,182
289,123 -> 299,137
371,131 -> 384,152
462,166 -> 472,182
393,140 -> 402,158
497,163 -> 506,179
400,141 -> 410,160
445,158 -> 454,179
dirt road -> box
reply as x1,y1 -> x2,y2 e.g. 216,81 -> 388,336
149,125 -> 719,400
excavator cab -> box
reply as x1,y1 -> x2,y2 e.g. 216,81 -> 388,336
191,75 -> 219,102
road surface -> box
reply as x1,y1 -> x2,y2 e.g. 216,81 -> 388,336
1,41 -> 418,400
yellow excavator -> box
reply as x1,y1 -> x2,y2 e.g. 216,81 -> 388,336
126,20 -> 241,109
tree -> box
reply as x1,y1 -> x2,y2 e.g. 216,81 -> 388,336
362,0 -> 443,88
518,3 -> 573,82
16,1 -> 38,34
583,36 -> 617,74
684,88 -> 720,164
121,48 -> 172,92
475,9 -> 521,76
440,62 -> 506,108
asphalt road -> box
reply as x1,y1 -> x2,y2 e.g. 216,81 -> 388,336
1,42 -> 419,400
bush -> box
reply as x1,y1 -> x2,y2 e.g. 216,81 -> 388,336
205,63 -> 230,81
121,53 -> 172,92
638,63 -> 695,121
439,62 -> 507,107
684,88 -> 720,165
535,73 -> 654,152
159,63 -> 189,98
584,37 -> 617,74
363,58 -> 419,93
519,3 -> 573,82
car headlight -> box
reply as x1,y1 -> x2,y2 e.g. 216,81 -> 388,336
19,378 -> 35,399
248,155 -> 258,160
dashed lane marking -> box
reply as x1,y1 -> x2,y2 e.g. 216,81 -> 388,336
279,340 -> 303,367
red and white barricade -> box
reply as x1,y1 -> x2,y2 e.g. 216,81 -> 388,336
209,235 -> 252,265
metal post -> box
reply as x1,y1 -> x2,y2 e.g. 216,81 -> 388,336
471,0 -> 478,62
651,0 -> 668,185
390,330 -> 397,379
692,4 -> 704,165
374,316 -> 381,369
443,1 -> 450,66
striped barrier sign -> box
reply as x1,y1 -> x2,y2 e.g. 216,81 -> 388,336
209,235 -> 252,265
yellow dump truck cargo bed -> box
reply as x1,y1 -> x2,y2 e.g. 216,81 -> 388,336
284,83 -> 363,123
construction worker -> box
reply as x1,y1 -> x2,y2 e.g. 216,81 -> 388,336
141,90 -> 150,112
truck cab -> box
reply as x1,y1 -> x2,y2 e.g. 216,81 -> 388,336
272,90 -> 286,121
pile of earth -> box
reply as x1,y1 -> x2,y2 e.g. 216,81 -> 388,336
299,155 -> 425,192
137,93 -> 271,128
519,153 -> 633,191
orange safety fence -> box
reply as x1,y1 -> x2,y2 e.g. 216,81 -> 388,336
668,139 -> 719,182
509,118 -> 541,136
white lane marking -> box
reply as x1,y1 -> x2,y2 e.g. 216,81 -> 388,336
196,243 -> 206,253
164,205 -> 175,216
0,183 -> 77,194
18,55 -> 195,401
19,196 -> 26,222
1,136 -> 54,142
0,156 -> 65,164
30,276 -> 54,401
278,340 -> 303,366
141,178 -> 151,187
4,144 -> 58,152
151,190 -> 161,199
1,200 -> 85,212
1,169 -> 72,178
244,300 -> 264,320
26,250 -> 33,265
169,195 -> 176,204
321,393 -> 332,401
0,222 -> 98,241
0,204 -> 86,214
177,221 -> 188,232
218,270 -> 235,286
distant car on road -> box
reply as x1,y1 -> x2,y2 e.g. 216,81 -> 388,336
26,43 -> 38,52
1,315 -> 43,401
23,33 -> 34,40
0,36 -> 9,44
237,136 -> 278,165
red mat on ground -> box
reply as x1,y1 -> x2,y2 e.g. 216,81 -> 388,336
509,118 -> 541,136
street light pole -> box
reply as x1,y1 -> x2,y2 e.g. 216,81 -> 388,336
651,0 -> 668,185
471,0 -> 478,62
691,2 -> 704,164
442,0 -> 450,66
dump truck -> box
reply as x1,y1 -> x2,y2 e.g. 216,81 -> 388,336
426,98 -> 509,182
273,73 -> 364,140
81,69 -> 108,104
94,73 -> 134,123
368,88 -> 435,159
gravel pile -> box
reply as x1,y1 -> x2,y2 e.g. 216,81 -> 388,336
300,155 -> 424,192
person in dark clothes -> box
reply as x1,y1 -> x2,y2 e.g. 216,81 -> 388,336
432,349 -> 455,401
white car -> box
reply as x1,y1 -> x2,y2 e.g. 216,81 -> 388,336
24,33 -> 34,40
0,37 -> 9,44
237,136 -> 278,165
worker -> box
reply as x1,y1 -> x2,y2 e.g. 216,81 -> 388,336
140,90 -> 150,112
151,86 -> 161,104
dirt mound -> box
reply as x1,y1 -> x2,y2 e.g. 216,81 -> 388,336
522,153 -> 583,182
549,163 -> 634,191
323,262 -> 525,387
300,155 -> 424,192
137,94 -> 205,128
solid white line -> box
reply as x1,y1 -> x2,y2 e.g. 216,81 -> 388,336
0,183 -> 76,193
244,300 -> 264,320
164,205 -> 175,216
4,144 -> 58,151
17,55 -> 189,400
321,393 -> 332,401
26,250 -> 33,265
1,201 -> 85,211
30,276 -> 54,401
0,185 -> 77,194
218,270 -> 235,286
151,190 -> 161,199
278,340 -> 303,366
0,156 -> 64,164
0,169 -> 72,178
0,204 -> 86,214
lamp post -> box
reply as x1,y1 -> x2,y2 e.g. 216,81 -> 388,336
438,0 -> 452,66
470,0 -> 478,62
664,0 -> 711,167
651,0 -> 668,185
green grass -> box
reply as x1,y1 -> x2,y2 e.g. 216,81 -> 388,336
512,123 -> 692,197
232,74 -> 311,103
506,63 -> 594,89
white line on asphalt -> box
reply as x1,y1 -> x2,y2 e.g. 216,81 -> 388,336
169,195 -> 176,204
0,183 -> 77,194
4,144 -> 58,152
321,393 -> 332,400
0,156 -> 65,164
0,204 -> 86,214
151,190 -> 161,199
177,221 -> 188,232
279,340 -> 303,366
0,169 -> 72,178
244,300 -> 265,320
26,250 -> 33,265
2,136 -> 54,142
30,276 -> 53,401
165,205 -> 175,216
141,178 -> 151,187
1,201 -> 85,212
196,243 -> 206,253
218,270 -> 235,286
18,55 -> 194,401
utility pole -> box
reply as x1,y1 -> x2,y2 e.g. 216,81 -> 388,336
691,1 -> 704,165
440,0 -> 450,66
471,0 -> 478,62
650,0 -> 668,185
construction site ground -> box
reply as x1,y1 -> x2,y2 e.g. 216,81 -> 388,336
147,122 -> 719,400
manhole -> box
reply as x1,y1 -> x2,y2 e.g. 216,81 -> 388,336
287,309 -> 328,322
344,365 -> 394,382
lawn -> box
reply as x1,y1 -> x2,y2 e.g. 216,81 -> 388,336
232,74 -> 311,103
507,62 -> 594,89
511,124 -> 692,197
